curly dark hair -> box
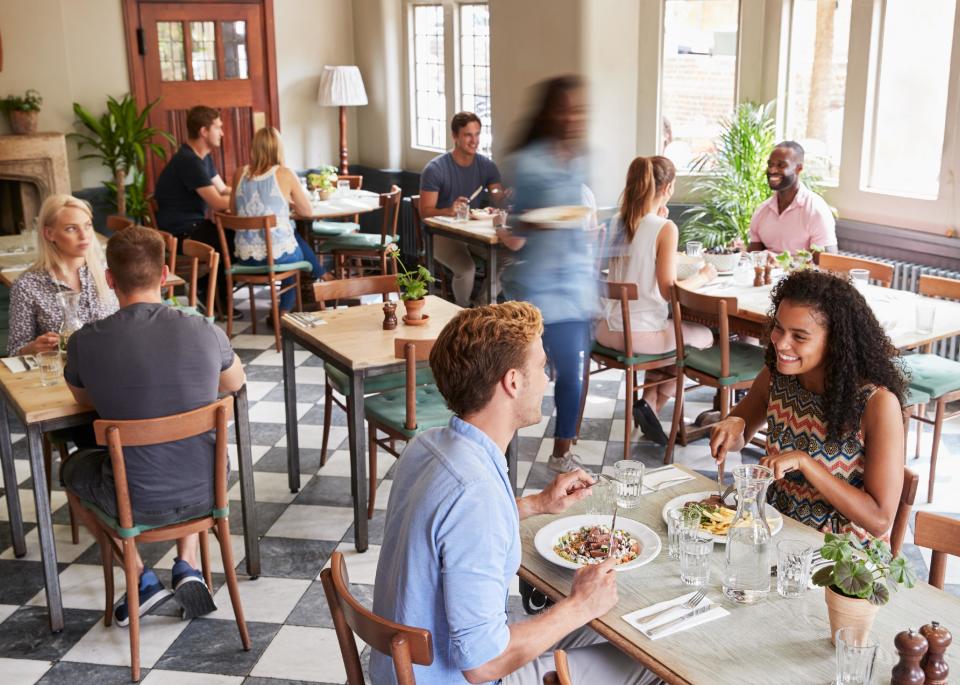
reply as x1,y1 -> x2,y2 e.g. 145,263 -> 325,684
765,269 -> 907,440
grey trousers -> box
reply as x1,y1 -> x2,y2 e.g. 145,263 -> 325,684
502,626 -> 662,685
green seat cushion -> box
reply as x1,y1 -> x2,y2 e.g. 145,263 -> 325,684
904,387 -> 931,406
364,385 -> 453,438
77,499 -> 228,539
318,233 -> 397,251
592,342 -> 678,367
324,363 -> 434,397
163,299 -> 215,323
228,260 -> 314,275
902,354 -> 960,399
312,220 -> 360,237
683,341 -> 766,386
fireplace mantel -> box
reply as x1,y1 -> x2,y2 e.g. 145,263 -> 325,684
0,133 -> 72,233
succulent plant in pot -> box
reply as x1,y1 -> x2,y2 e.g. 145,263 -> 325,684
812,532 -> 917,643
395,255 -> 436,321
1,89 -> 43,135
307,165 -> 338,200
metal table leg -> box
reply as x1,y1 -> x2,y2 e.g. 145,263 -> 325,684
425,229 -> 437,295
233,385 -> 260,579
347,371 -> 368,552
27,425 -> 63,632
0,399 -> 25,557
487,243 -> 499,305
282,329 -> 301,493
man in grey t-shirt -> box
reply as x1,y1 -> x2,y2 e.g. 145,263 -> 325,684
420,111 -> 503,306
63,226 -> 245,626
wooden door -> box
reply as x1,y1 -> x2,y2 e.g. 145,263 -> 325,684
125,1 -> 279,188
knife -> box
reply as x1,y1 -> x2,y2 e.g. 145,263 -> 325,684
468,185 -> 484,202
647,603 -> 712,637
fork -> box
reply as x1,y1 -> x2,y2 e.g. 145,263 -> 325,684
636,588 -> 706,627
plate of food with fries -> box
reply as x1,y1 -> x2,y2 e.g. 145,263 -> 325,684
660,491 -> 783,543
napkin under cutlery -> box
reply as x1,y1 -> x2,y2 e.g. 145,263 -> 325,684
641,466 -> 695,494
623,591 -> 729,640
1,356 -> 39,374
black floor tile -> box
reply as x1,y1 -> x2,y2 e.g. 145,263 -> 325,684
291,476 -> 354,508
153,619 -> 280,676
37,660 -> 143,684
263,383 -> 327,404
285,579 -> 372,630
344,510 -> 387,547
0,606 -> 102,661
255,447 -> 324,475
255,538 -> 337,580
228,500 -> 288,538
0,559 -> 52,604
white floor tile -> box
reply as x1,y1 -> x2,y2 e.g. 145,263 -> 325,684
250,625 -> 355,683
226,444 -> 271,471
140,670 -> 244,685
321,544 -> 381,585
228,471 -> 309,505
243,381 -> 278,401
230,334 -> 279,350
203,576 -> 310,624
318,446 -> 390,479
518,416 -> 549,438
0,489 -> 68,523
27,563 -> 125,610
247,401 -> 312,424
249,349 -> 311,367
14,460 -> 32,485
516,460 -> 533,490
0,657 -> 51,684
63,613 -> 189,668
0,523 -> 96,563
266,504 -> 354,541
152,534 -> 246,575
373,480 -> 392,511
289,365 -> 328,384
0,603 -> 19,623
276,424 -> 348,450
535,439 -> 606,466
580,394 -> 616,419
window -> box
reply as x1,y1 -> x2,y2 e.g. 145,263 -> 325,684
660,0 -> 740,170
157,21 -> 187,82
190,21 -> 218,81
458,4 -> 492,157
222,21 -> 249,80
783,0 -> 852,183
864,0 -> 956,198
412,4 -> 446,150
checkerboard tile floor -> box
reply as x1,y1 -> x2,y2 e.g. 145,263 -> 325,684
1,292 -> 957,684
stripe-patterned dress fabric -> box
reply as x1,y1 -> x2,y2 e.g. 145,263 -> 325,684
764,371 -> 880,547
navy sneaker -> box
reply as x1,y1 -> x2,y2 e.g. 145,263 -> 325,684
172,557 -> 217,619
113,569 -> 173,627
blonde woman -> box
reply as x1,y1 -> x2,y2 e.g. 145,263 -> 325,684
229,127 -> 325,319
8,194 -> 117,356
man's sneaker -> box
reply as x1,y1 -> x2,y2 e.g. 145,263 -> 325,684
172,557 -> 217,619
633,399 -> 669,446
113,569 -> 173,627
548,452 -> 586,474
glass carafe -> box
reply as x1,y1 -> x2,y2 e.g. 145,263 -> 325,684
57,291 -> 83,355
722,464 -> 774,603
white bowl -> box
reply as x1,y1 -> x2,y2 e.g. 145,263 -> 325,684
534,514 -> 661,572
676,254 -> 702,280
703,252 -> 741,273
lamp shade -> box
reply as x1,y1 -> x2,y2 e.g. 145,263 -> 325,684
317,65 -> 368,107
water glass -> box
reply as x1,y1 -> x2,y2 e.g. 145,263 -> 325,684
850,268 -> 869,291
492,208 -> 508,229
916,301 -> 936,334
680,530 -> 714,586
835,628 -> 879,685
776,540 -> 813,598
37,351 -> 62,387
586,478 -> 614,516
613,460 -> 644,508
685,241 -> 703,258
667,506 -> 701,559
455,201 -> 470,222
337,179 -> 351,196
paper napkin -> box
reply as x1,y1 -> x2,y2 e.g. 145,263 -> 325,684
623,591 -> 729,640
642,466 -> 695,494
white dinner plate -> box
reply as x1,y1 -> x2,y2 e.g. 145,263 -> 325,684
519,205 -> 592,228
660,491 -> 783,544
534,514 -> 661,572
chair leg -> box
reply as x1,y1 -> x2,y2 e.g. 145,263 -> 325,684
100,531 -> 114,626
268,278 -> 282,352
719,387 -> 731,420
320,381 -> 334,467
623,367 -> 634,462
664,372 -> 686,465
368,423 -> 378,520
902,408 -> 911,461
915,403 -> 926,459
57,443 -> 80,544
294,273 -> 303,313
123,539 -> 141,682
216,518 -> 252,650
199,529 -> 213,591
248,283 -> 258,336
226,280 -> 235,338
927,398 -> 945,503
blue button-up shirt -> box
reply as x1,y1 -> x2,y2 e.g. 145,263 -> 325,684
371,417 -> 521,684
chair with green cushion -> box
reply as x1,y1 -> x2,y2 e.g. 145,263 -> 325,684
64,397 -> 249,682
322,185 -> 402,278
364,337 -> 452,518
310,173 -> 365,242
666,285 -> 766,464
575,281 -> 684,463
216,211 -> 313,352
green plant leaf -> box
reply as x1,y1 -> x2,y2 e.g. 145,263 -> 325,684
867,539 -> 893,566
820,534 -> 853,562
867,582 -> 890,606
833,559 -> 874,598
888,556 -> 918,589
811,564 -> 835,588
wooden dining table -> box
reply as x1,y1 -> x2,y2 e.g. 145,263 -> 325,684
280,295 -> 520,552
421,215 -> 503,305
519,465 -> 960,684
291,189 -> 382,239
0,366 -> 261,632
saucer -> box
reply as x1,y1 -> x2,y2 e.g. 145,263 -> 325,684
402,313 -> 430,326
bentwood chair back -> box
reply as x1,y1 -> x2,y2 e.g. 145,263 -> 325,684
410,194 -> 451,299
913,511 -> 960,589
65,397 -> 250,681
890,467 -> 919,557
321,551 -> 433,685
182,239 -> 220,316
156,229 -> 178,301
818,253 -> 894,288
543,650 -> 573,684
329,185 -> 403,278
105,215 -> 135,233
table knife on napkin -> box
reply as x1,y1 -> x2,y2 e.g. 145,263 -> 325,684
648,603 -> 712,637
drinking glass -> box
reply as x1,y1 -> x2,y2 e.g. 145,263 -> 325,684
337,179 -> 351,196
37,351 -> 62,387
849,268 -> 870,290
586,478 -> 614,516
492,209 -> 508,230
916,301 -> 936,334
835,628 -> 879,685
613,460 -> 644,508
455,201 -> 470,222
680,530 -> 714,586
667,506 -> 701,559
776,540 -> 813,598
685,241 -> 703,258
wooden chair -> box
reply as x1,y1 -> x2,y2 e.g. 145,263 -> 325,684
156,229 -> 178,301
410,194 -> 450,300
324,185 -> 403,278
105,215 -> 135,233
890,467 -> 919,557
215,211 -> 313,352
913,511 -> 960,589
310,174 -> 365,246
65,397 -> 250,681
818,253 -> 894,288
542,650 -> 573,685
363,338 -> 453,517
576,281 -> 682,462
903,274 -> 960,502
181,239 -> 220,316
665,285 -> 766,464
321,550 -> 433,685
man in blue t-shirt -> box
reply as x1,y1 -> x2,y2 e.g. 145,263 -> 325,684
420,112 -> 503,306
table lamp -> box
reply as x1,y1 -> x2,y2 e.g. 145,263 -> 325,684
317,65 -> 368,175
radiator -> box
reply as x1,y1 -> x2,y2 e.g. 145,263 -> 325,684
397,197 -> 419,266
841,251 -> 960,360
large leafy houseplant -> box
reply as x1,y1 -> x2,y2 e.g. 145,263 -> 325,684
812,533 -> 917,605
69,94 -> 174,218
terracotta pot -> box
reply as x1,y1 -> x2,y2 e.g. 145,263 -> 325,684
319,188 -> 334,201
403,297 -> 426,320
9,110 -> 38,135
824,585 -> 879,644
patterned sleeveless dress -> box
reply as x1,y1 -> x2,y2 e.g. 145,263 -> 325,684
764,371 -> 881,547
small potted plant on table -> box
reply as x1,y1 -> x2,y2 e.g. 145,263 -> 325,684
2,89 -> 43,135
396,255 -> 436,324
307,165 -> 338,200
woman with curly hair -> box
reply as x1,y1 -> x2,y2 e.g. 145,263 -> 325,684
709,269 -> 907,545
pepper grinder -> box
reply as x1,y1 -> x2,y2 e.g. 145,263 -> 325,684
892,629 -> 928,685
920,621 -> 951,685
763,263 -> 773,286
382,301 -> 398,330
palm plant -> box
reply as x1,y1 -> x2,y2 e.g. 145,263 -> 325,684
69,94 -> 174,218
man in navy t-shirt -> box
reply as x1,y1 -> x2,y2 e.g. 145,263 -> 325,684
420,112 -> 503,306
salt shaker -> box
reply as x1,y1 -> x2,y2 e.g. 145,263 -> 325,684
892,629 -> 928,685
382,301 -> 398,330
919,621 -> 951,685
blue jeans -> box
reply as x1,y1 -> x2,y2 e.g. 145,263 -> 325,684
541,320 -> 592,440
239,233 -> 326,311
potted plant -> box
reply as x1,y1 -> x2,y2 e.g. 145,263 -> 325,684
1,89 -> 43,135
69,94 -> 174,219
774,245 -> 822,273
395,255 -> 436,322
307,165 -> 338,200
812,533 -> 917,642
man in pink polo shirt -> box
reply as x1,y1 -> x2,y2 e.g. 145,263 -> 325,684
748,141 -> 837,255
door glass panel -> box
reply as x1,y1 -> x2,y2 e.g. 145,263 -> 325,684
222,20 -> 249,79
157,21 -> 187,82
190,21 -> 218,81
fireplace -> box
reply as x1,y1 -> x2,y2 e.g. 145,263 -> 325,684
0,133 -> 72,235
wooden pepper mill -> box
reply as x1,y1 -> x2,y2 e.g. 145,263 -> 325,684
763,263 -> 772,285
892,629 -> 929,685
920,621 -> 951,685
382,301 -> 398,330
